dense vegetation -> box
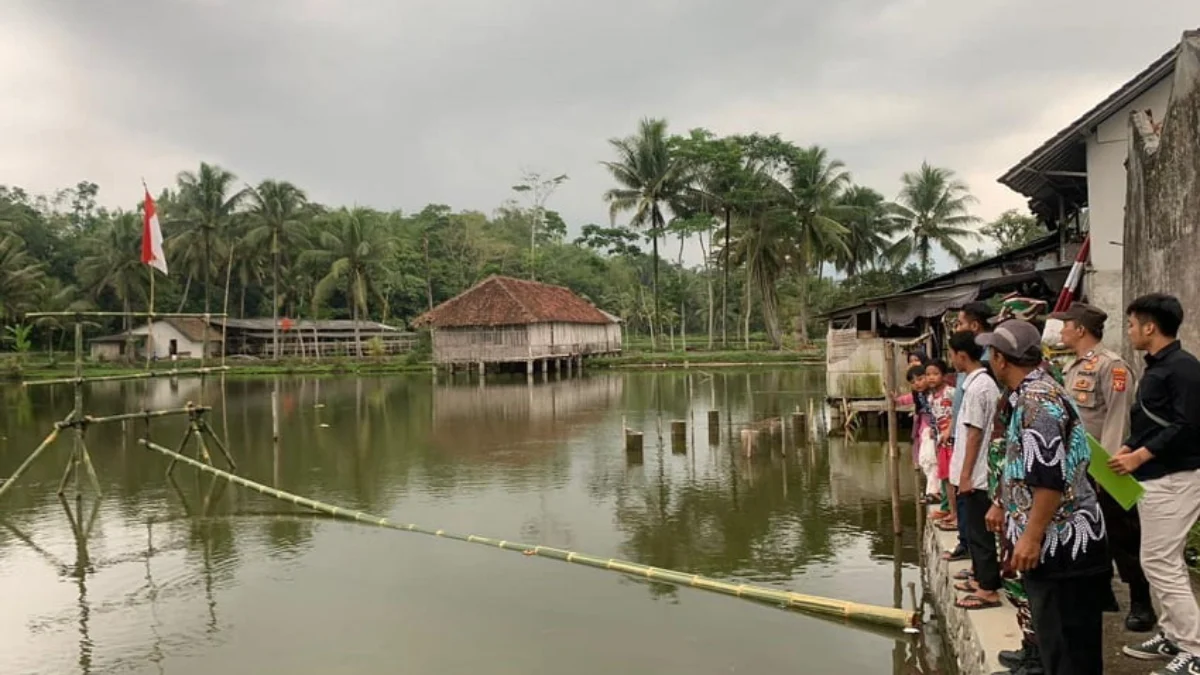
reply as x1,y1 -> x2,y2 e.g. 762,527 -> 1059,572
0,119 -> 1047,354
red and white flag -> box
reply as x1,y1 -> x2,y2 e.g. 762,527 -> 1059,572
142,188 -> 168,275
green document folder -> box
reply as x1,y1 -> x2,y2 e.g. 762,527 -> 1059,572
1087,434 -> 1144,511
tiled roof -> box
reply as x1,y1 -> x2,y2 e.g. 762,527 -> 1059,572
413,276 -> 613,328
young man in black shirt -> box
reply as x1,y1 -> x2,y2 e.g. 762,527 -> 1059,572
1110,294 -> 1200,674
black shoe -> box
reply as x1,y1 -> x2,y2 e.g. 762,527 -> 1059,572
1124,632 -> 1181,660
1127,600 -> 1159,633
998,647 -> 1026,670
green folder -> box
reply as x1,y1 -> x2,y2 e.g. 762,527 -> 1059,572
1087,434 -> 1144,510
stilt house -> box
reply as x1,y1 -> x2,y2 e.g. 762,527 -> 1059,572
413,276 -> 622,369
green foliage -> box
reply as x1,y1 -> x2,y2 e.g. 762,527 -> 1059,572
0,122 -> 989,353
4,323 -> 32,353
981,209 -> 1050,253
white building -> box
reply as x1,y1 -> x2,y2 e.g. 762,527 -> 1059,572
90,318 -> 223,361
999,42 -> 1178,348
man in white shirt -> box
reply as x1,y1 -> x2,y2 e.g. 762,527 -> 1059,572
948,329 -> 1002,610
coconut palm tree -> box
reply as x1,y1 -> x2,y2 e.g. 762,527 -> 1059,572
889,162 -> 979,275
303,207 -> 394,357
172,163 -> 248,317
834,185 -> 903,276
602,118 -> 692,350
0,234 -> 46,322
773,144 -> 851,346
76,212 -> 147,356
245,180 -> 310,357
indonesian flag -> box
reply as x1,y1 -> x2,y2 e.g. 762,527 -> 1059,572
142,188 -> 168,275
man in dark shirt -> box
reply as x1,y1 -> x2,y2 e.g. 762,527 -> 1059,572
1110,293 -> 1200,673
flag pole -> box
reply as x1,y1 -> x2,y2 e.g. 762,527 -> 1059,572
143,178 -> 154,370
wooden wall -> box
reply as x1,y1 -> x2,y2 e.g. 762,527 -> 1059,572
431,322 -> 622,364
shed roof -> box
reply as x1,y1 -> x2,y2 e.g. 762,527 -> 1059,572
412,276 -> 613,328
89,318 -> 224,344
997,41 -> 1180,203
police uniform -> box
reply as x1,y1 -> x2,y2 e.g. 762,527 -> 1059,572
1052,302 -> 1155,630
1064,346 -> 1132,453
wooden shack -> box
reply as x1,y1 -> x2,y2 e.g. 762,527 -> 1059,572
413,276 -> 622,370
823,235 -> 1075,407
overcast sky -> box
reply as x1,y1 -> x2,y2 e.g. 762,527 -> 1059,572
2,1 -> 1196,255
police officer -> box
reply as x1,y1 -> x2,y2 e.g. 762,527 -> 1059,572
1051,301 -> 1156,632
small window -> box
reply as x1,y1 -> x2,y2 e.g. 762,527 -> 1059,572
856,311 -> 873,332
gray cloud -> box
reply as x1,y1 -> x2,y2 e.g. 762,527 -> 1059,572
2,0 -> 1196,252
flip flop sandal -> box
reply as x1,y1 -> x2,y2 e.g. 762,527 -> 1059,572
954,581 -> 979,593
941,547 -> 969,562
953,569 -> 974,581
935,520 -> 958,531
956,594 -> 1002,610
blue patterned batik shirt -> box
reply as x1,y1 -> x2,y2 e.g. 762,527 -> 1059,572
1002,369 -> 1109,580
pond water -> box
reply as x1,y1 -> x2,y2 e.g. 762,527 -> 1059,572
0,369 -> 945,674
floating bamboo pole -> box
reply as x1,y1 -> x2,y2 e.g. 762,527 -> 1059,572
138,437 -> 917,631
25,366 -> 230,388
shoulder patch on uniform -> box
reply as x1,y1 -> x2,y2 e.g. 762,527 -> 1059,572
1112,367 -> 1127,392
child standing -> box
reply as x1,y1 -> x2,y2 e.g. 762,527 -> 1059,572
924,361 -> 955,518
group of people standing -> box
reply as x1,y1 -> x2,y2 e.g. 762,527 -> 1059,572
899,293 -> 1200,675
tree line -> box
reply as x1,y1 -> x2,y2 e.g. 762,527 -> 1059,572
0,118 -> 1047,355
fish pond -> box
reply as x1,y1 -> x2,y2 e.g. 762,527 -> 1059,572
0,369 -> 946,674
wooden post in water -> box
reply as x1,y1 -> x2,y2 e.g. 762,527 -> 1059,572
884,340 -> 902,536
740,429 -> 758,457
707,409 -> 720,446
670,420 -> 686,454
625,430 -> 644,454
271,388 -> 280,447
791,410 -> 806,447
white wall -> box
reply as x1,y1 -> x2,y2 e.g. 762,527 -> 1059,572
1084,76 -> 1172,346
127,321 -> 207,359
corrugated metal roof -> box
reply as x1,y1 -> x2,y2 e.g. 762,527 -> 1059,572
997,42 -> 1180,201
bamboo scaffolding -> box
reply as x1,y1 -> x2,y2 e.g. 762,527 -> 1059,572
138,437 -> 918,631
0,420 -> 66,501
25,311 -> 228,318
53,406 -> 210,429
25,366 -> 230,388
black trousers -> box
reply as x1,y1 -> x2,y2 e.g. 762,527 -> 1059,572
1096,486 -> 1152,604
961,489 -> 1001,591
1025,573 -> 1114,675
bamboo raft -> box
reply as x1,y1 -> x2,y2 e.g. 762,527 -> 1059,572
139,438 -> 919,631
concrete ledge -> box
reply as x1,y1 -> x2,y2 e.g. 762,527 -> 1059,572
923,519 -> 1021,675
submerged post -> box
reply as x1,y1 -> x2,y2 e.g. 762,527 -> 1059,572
670,420 -> 686,454
624,430 -> 644,455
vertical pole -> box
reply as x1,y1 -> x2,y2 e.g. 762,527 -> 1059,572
72,320 -> 84,499
884,340 -> 902,536
271,388 -> 280,447
146,269 -> 155,369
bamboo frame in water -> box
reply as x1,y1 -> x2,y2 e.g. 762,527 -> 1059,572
138,438 -> 919,631
25,366 -> 230,388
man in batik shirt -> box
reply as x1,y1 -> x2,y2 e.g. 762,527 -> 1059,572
980,320 -> 1112,675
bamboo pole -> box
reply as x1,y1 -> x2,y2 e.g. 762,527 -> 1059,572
138,437 -> 917,631
884,340 -> 902,536
0,423 -> 64,502
61,406 -> 210,428
25,366 -> 230,388
26,311 -> 229,318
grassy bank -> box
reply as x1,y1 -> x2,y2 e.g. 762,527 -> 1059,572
5,345 -> 826,382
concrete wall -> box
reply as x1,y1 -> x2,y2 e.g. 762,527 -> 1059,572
1124,34 -> 1200,364
1085,76 -> 1173,348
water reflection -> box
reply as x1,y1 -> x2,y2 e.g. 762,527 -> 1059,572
0,371 -> 943,674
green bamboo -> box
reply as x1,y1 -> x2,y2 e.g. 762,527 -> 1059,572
138,438 -> 918,630
25,366 -> 231,388
0,423 -> 64,502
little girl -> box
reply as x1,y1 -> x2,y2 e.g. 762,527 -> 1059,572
924,360 -> 955,522
892,366 -> 937,502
